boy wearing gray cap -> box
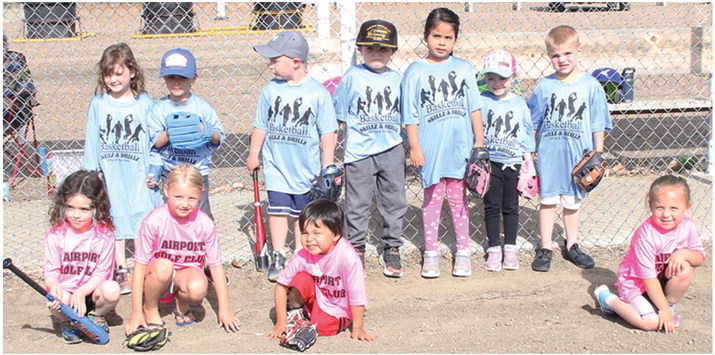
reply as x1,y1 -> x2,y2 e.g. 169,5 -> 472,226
247,31 -> 338,282
332,20 -> 407,278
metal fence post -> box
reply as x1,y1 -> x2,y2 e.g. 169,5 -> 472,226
338,0 -> 356,73
317,2 -> 330,39
690,26 -> 703,75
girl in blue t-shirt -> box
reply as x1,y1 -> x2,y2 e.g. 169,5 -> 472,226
83,43 -> 161,295
401,7 -> 485,278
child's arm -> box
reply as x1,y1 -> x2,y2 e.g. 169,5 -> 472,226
667,248 -> 705,278
643,278 -> 676,333
320,131 -> 337,168
593,131 -> 605,151
43,276 -> 63,311
247,127 -> 267,173
406,124 -> 424,167
125,263 -> 147,336
267,284 -> 289,340
349,305 -> 375,341
209,265 -> 240,332
154,131 -> 169,148
470,109 -> 485,147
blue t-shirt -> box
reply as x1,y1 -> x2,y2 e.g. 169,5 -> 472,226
147,94 -> 225,176
253,77 -> 338,194
83,93 -> 162,240
333,64 -> 403,164
401,56 -> 484,188
527,73 -> 612,198
481,91 -> 535,165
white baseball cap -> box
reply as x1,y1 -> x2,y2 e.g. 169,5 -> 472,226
481,49 -> 517,78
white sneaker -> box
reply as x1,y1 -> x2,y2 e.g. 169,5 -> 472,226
503,244 -> 520,270
452,249 -> 472,277
421,250 -> 440,278
485,246 -> 502,272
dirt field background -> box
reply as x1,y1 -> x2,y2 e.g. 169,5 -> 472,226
2,249 -> 711,353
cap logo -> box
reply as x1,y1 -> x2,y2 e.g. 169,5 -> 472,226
365,24 -> 390,42
498,61 -> 510,68
270,34 -> 281,42
164,53 -> 188,68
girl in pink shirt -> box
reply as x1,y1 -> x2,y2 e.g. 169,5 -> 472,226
594,175 -> 705,333
43,170 -> 119,344
125,165 -> 240,336
268,199 -> 374,350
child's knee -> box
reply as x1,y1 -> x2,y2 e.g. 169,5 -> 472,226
149,258 -> 175,281
96,281 -> 121,303
184,277 -> 208,300
670,262 -> 694,281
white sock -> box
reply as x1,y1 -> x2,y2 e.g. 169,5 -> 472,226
605,294 -> 617,308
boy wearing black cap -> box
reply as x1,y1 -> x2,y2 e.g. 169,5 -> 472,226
248,31 -> 339,282
332,20 -> 407,278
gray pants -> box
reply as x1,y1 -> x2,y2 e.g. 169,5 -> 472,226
344,144 -> 407,251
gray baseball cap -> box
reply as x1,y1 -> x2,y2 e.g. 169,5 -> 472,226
253,31 -> 309,63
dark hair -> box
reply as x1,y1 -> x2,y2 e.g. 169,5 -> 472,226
95,43 -> 146,97
298,199 -> 344,237
423,7 -> 460,41
49,170 -> 114,229
646,174 -> 691,208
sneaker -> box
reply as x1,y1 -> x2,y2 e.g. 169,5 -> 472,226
503,244 -> 519,270
562,242 -> 595,269
60,322 -> 82,344
452,249 -> 472,277
204,265 -> 230,286
87,311 -> 109,333
593,284 -> 615,316
115,267 -> 131,295
531,248 -> 553,272
268,250 -> 287,282
421,250 -> 440,278
485,246 -> 502,272
382,247 -> 403,278
286,306 -> 307,323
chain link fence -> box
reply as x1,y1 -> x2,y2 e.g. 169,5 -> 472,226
3,2 -> 712,270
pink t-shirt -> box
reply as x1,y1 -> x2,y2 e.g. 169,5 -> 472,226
134,203 -> 222,270
615,216 -> 706,302
43,222 -> 115,293
277,238 -> 367,319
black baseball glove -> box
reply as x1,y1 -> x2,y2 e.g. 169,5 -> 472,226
279,319 -> 318,352
465,147 -> 491,198
123,326 -> 170,352
308,165 -> 343,202
572,150 -> 606,192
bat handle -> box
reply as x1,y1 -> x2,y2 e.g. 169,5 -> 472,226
3,258 -> 49,297
252,168 -> 259,181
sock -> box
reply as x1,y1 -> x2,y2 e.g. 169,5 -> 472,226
605,294 -> 617,309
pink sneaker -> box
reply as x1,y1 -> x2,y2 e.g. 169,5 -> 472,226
485,246 -> 502,271
503,244 -> 519,270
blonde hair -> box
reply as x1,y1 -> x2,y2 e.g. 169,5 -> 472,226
166,165 -> 203,190
545,25 -> 580,48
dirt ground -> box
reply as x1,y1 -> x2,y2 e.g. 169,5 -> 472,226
2,248 -> 711,354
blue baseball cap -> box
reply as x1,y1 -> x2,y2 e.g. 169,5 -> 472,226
160,48 -> 197,78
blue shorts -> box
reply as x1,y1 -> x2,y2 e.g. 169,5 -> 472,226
267,191 -> 310,218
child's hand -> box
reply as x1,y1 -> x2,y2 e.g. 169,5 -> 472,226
218,310 -> 240,333
267,321 -> 287,340
350,327 -> 376,341
665,250 -> 689,279
409,146 -> 425,168
68,289 -> 87,317
657,308 -> 676,333
246,155 -> 261,174
125,314 -> 147,336
46,285 -> 63,311
146,174 -> 158,188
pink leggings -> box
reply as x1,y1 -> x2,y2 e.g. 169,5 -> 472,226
422,178 -> 470,252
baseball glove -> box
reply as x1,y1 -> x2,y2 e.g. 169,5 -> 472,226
465,147 -> 491,198
572,150 -> 606,193
279,319 -> 318,352
123,326 -> 170,352
517,159 -> 539,200
308,165 -> 343,202
165,112 -> 213,151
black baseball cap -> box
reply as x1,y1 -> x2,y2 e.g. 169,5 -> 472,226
356,20 -> 398,49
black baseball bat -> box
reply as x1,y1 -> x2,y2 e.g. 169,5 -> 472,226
3,258 -> 110,344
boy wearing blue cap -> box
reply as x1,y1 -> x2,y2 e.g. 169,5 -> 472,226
147,48 -> 225,220
247,31 -> 338,282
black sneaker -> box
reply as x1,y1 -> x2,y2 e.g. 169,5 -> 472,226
562,242 -> 595,269
268,250 -> 286,282
382,247 -> 403,278
531,248 -> 553,272
204,265 -> 230,286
